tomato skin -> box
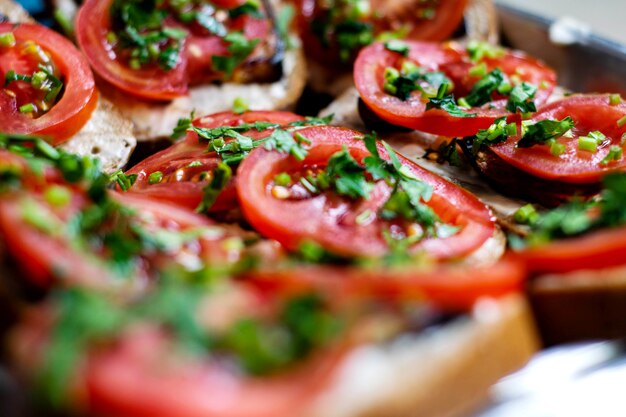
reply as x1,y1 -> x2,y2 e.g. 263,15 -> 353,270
237,125 -> 495,260
354,41 -> 557,137
489,94 -> 626,184
517,226 -> 626,274
246,255 -> 525,311
0,23 -> 97,144
125,111 -> 304,211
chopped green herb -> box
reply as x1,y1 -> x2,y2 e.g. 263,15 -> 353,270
506,82 -> 538,113
426,84 -> 477,118
610,94 -> 622,105
0,32 -> 16,47
617,115 -> 626,127
232,97 -> 249,114
463,68 -> 504,107
19,103 -> 36,113
516,117 -> 575,148
148,171 -> 163,184
273,172 -> 292,186
212,32 -> 260,77
514,204 -> 539,225
109,170 -> 138,191
471,117 -> 517,153
196,163 -> 232,213
466,41 -> 505,62
601,145 -> 623,164
384,39 -> 409,56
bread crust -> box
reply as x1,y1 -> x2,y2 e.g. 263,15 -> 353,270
307,295 -> 537,417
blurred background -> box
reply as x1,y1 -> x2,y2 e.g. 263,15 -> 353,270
496,0 -> 626,44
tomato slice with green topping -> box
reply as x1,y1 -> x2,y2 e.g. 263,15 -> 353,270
354,41 -> 556,136
488,94 -> 626,183
297,0 -> 468,64
237,125 -> 496,260
76,0 -> 274,100
124,111 -> 305,212
0,185 -> 244,290
0,23 -> 97,144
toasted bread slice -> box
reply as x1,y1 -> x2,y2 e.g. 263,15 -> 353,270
0,0 -> 137,173
308,295 -> 537,417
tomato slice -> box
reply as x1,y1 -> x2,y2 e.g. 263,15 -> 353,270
517,225 -> 626,274
489,94 -> 626,184
125,111 -> 304,212
236,125 -> 496,260
0,184 -> 244,290
246,255 -> 525,311
76,0 -> 272,100
84,327 -> 345,417
0,23 -> 97,144
296,0 -> 468,64
354,41 -> 556,137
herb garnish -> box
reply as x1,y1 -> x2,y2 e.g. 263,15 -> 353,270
426,84 -> 477,118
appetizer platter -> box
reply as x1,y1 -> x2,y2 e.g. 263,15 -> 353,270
1,0 -> 626,416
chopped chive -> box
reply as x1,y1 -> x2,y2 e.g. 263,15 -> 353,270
497,81 -> 512,95
578,136 -> 598,152
547,139 -> 566,156
588,130 -> 606,144
232,97 -> 248,114
355,209 -> 373,225
129,59 -> 141,70
457,97 -> 470,108
504,122 -> 518,137
618,115 -> 626,127
299,177 -> 318,194
468,62 -> 487,78
31,71 -> 48,90
383,67 -> 400,95
106,31 -> 118,44
610,94 -> 622,105
19,103 -> 36,113
0,32 -> 15,47
273,172 -> 291,186
44,185 -> 71,207
149,171 -> 163,184
601,145 -> 623,164
514,203 -> 539,225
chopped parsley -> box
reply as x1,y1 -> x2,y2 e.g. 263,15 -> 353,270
196,162 -> 232,213
426,84 -> 477,118
212,32 -> 260,77
516,117 -> 575,148
471,117 -> 517,154
464,68 -> 505,107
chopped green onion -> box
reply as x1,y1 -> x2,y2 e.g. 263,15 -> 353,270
0,32 -> 16,47
149,171 -> 163,184
299,177 -> 318,194
468,62 -> 487,78
514,203 -> 539,225
497,82 -> 512,95
19,103 -> 36,113
273,172 -> 291,186
31,71 -> 48,90
618,115 -> 626,127
232,97 -> 248,114
44,185 -> 71,207
384,40 -> 409,56
457,97 -> 470,108
504,122 -> 518,137
588,130 -> 606,144
578,136 -> 598,152
610,94 -> 622,105
383,67 -> 400,95
546,139 -> 566,156
601,145 -> 623,164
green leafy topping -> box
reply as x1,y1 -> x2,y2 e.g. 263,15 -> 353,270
383,62 -> 450,101
196,162 -> 232,213
323,146 -> 372,199
506,82 -> 538,113
148,171 -> 163,184
110,170 -> 138,191
464,68 -> 505,107
426,84 -> 477,118
516,117 -> 575,148
602,145 -> 623,164
471,117 -> 517,154
514,174 -> 626,246
212,32 -> 260,77
0,32 -> 16,47
171,111 -> 195,139
513,203 -> 539,225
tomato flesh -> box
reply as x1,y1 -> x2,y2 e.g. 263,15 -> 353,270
0,23 -> 97,144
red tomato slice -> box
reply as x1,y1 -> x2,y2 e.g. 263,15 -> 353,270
0,23 -> 97,144
245,255 -> 525,311
76,0 -> 271,100
0,185 -> 243,290
354,41 -> 557,137
517,225 -> 626,274
296,0 -> 468,64
125,111 -> 304,211
490,94 -> 626,183
84,327 -> 345,417
236,125 -> 496,260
